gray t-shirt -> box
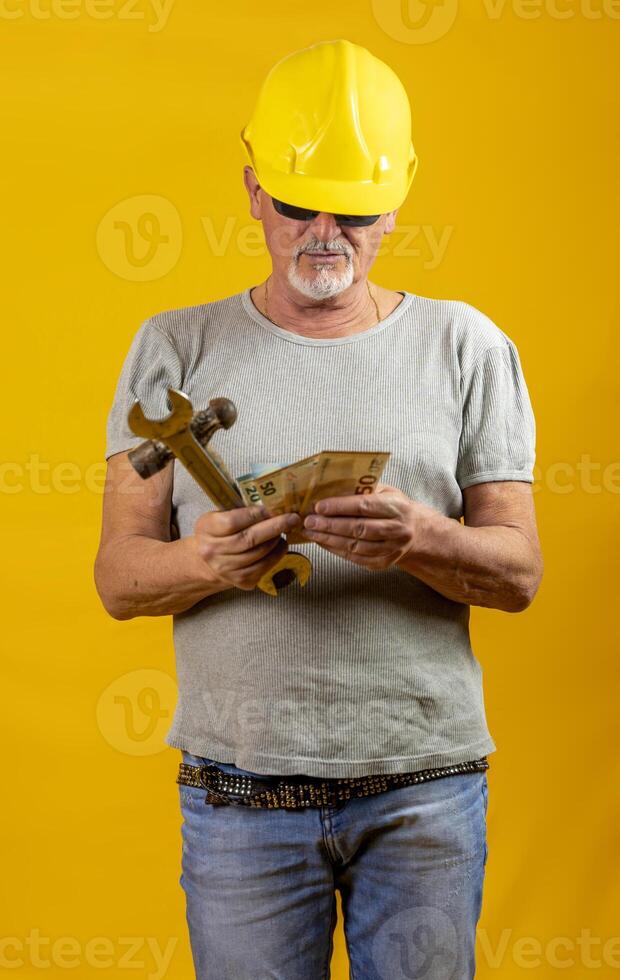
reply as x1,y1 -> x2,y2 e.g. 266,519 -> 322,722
104,287 -> 536,778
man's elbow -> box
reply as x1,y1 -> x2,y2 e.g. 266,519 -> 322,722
93,560 -> 134,621
95,586 -> 134,621
103,601 -> 134,621
504,556 -> 544,613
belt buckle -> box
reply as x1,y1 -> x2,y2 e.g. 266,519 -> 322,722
200,764 -> 274,807
198,765 -> 234,806
198,764 -> 222,790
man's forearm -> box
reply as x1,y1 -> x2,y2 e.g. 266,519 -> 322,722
94,534 -> 232,620
396,513 -> 542,612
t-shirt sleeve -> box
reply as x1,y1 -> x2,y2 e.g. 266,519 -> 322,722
104,318 -> 183,461
456,340 -> 536,490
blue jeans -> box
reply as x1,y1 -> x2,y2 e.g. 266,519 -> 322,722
178,750 -> 489,980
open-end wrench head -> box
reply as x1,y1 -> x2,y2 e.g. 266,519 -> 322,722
128,388 -> 194,439
258,553 -> 312,597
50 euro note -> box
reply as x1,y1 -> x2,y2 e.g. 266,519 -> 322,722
236,451 -> 391,545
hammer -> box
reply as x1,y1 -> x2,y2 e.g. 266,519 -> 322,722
126,388 -> 312,597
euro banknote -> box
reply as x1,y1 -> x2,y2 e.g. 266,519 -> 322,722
236,451 -> 390,544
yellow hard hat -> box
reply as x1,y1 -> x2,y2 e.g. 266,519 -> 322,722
240,39 -> 418,217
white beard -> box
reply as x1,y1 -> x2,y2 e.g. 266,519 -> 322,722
287,243 -> 355,300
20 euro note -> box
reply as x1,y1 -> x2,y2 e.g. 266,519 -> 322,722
236,451 -> 391,545
236,455 -> 323,542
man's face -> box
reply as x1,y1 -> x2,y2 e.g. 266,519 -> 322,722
243,167 -> 398,301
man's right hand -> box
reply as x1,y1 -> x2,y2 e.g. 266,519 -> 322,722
192,506 -> 302,591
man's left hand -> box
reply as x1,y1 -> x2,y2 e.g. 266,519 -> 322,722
301,484 -> 437,570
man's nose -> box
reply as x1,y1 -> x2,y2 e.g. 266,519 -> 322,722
307,211 -> 343,241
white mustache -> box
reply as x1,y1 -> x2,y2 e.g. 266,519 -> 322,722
297,239 -> 352,258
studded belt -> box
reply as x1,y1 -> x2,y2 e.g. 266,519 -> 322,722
177,756 -> 489,809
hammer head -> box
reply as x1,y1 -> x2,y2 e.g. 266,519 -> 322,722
127,391 -> 237,482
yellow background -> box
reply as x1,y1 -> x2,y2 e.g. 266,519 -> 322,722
2,1 -> 619,976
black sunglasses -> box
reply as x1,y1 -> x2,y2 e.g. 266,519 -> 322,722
272,196 -> 381,227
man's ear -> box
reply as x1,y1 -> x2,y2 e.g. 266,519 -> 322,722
243,166 -> 262,221
383,208 -> 399,234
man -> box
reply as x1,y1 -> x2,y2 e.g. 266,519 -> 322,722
94,39 -> 543,980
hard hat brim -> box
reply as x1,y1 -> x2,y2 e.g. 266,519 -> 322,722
242,133 -> 418,217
